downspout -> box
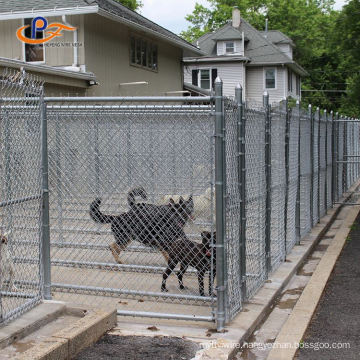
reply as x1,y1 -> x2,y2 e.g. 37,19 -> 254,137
62,15 -> 78,67
283,64 -> 286,99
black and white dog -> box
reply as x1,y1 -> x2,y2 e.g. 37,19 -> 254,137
0,231 -> 17,291
161,231 -> 216,296
90,188 -> 194,263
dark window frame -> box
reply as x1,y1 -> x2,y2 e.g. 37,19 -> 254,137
264,67 -> 276,90
24,18 -> 45,63
130,35 -> 158,72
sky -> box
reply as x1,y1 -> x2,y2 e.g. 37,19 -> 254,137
139,0 -> 348,35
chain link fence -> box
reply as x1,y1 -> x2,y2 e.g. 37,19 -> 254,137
1,71 -> 360,330
0,69 -> 44,325
45,98 -> 217,322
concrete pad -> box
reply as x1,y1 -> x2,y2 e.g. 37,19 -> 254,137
0,301 -> 117,360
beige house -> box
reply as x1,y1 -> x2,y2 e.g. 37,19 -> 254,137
184,8 -> 308,103
0,0 -> 202,96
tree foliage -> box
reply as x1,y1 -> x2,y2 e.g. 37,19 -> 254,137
115,0 -> 142,11
181,0 -> 360,116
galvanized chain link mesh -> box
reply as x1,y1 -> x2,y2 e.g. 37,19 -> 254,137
286,107 -> 300,252
0,69 -> 44,324
299,109 -> 312,237
244,103 -> 266,300
270,103 -> 286,270
2,70 -> 360,327
319,114 -> 327,217
224,97 -> 242,321
326,116 -> 333,208
312,113 -> 320,224
337,121 -> 344,199
46,100 -> 217,319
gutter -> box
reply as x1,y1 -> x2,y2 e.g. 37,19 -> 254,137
0,57 -> 95,81
98,8 -> 205,56
0,6 -> 99,20
247,61 -> 308,76
183,56 -> 249,63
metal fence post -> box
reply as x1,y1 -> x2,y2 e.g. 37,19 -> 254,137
343,118 -> 348,193
41,99 -> 51,300
309,105 -> 314,226
284,99 -> 290,257
330,111 -> 335,205
215,77 -> 226,331
317,108 -> 321,221
263,92 -> 271,274
295,101 -> 301,243
333,113 -> 339,202
324,110 -> 328,209
235,84 -> 246,302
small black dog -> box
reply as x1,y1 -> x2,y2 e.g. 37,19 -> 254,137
161,231 -> 216,296
90,189 -> 194,263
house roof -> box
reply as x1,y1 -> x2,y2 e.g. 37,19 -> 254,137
259,30 -> 295,47
190,20 -> 307,76
0,0 -> 202,56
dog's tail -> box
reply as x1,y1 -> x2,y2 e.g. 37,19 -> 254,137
90,198 -> 115,224
127,187 -> 147,209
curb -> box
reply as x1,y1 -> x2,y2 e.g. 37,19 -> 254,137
266,191 -> 360,359
1,302 -> 117,360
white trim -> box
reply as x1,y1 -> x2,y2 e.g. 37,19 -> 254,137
0,6 -> 98,20
264,67 -> 277,90
0,56 -> 95,81
183,57 -> 248,63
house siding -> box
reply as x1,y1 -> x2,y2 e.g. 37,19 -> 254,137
246,66 -> 286,103
184,63 -> 244,97
0,16 -> 83,67
0,19 -> 23,60
84,14 -> 183,96
276,44 -> 292,59
44,15 -> 85,67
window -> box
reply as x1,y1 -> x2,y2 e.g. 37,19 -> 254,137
191,68 -> 217,90
288,68 -> 293,92
200,69 -> 210,89
265,68 -> 276,89
130,36 -> 158,71
225,41 -> 235,54
24,18 -> 44,63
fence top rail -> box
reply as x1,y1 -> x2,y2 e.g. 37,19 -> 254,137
0,96 -> 213,103
334,119 -> 360,123
44,96 -> 213,103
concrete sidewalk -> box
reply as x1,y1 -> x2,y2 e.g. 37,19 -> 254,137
295,212 -> 360,359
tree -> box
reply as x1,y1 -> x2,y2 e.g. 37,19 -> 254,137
336,0 -> 360,117
114,0 -> 142,11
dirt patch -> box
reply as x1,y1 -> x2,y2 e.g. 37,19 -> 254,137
277,298 -> 298,310
284,287 -> 305,296
74,334 -> 200,360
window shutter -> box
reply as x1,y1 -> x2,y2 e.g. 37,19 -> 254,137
212,68 -> 218,89
192,69 -> 199,86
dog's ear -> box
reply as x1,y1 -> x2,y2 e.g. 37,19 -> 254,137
201,231 -> 211,244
